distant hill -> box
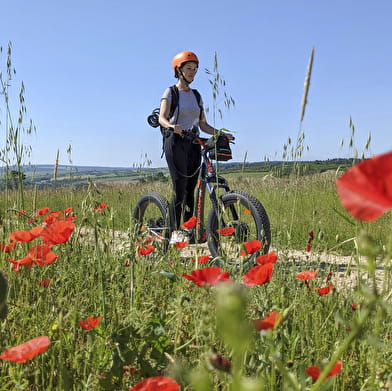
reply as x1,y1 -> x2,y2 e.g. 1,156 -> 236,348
0,158 -> 355,189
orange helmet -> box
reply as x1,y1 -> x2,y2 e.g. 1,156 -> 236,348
172,51 -> 199,76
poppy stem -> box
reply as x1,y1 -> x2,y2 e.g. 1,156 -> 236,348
94,227 -> 107,326
310,304 -> 373,390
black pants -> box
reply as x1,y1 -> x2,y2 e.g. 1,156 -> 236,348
164,133 -> 201,229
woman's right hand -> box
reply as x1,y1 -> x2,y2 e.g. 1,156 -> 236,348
173,124 -> 183,136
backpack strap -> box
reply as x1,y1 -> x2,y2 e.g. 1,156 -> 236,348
160,85 -> 203,158
192,89 -> 202,119
169,85 -> 179,119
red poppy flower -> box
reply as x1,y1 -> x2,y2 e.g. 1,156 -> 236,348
37,278 -> 52,287
138,245 -> 155,256
243,263 -> 274,287
93,203 -> 107,212
42,211 -> 62,225
79,315 -> 102,330
296,269 -> 319,281
351,303 -> 358,310
15,209 -> 27,216
6,256 -> 34,272
0,336 -> 50,363
61,206 -> 72,214
182,216 -> 197,230
305,244 -> 312,252
217,226 -> 235,236
183,266 -> 231,287
9,230 -> 37,243
254,310 -> 283,331
256,252 -> 278,265
317,284 -> 334,295
30,226 -> 44,237
27,245 -> 58,266
40,220 -> 75,245
130,376 -> 180,391
192,255 -> 211,264
0,241 -> 16,253
336,151 -> 392,221
306,360 -> 342,381
175,241 -> 189,249
36,207 -> 50,216
240,240 -> 262,256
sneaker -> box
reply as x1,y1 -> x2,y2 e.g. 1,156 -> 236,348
169,230 -> 190,244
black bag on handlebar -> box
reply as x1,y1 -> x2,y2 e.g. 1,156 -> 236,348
205,135 -> 233,161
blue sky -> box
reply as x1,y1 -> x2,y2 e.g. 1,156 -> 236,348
1,0 -> 391,167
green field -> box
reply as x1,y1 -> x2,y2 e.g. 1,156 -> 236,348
0,165 -> 391,390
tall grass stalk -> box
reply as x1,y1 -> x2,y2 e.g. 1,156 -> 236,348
0,42 -> 35,208
287,47 -> 315,246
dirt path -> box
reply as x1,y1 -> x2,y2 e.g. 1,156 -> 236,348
180,243 -> 390,293
81,228 -> 390,294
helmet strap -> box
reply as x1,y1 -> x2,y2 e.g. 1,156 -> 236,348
178,70 -> 192,86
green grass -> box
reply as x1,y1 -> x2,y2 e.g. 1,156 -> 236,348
0,173 -> 391,390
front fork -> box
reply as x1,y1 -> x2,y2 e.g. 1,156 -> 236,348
195,172 -> 236,241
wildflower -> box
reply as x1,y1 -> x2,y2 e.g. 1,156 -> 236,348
192,255 -> 211,264
209,353 -> 231,373
79,315 -> 102,330
30,226 -> 44,237
7,256 -> 34,272
350,303 -> 358,310
243,208 -> 252,215
254,310 -> 283,331
243,263 -> 274,287
175,241 -> 189,249
240,240 -> 262,256
183,266 -> 230,287
306,230 -> 314,252
27,245 -> 58,266
42,211 -> 62,225
93,203 -> 107,212
9,230 -> 37,243
317,284 -> 334,295
217,226 -> 235,236
336,151 -> 392,221
40,220 -> 75,245
37,279 -> 52,287
138,245 -> 155,256
36,207 -> 50,216
0,242 -> 16,253
15,209 -> 27,216
182,216 -> 196,230
256,252 -> 278,265
296,269 -> 319,281
0,336 -> 50,363
306,360 -> 342,381
130,376 -> 180,391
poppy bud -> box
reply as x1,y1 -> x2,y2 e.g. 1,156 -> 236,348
209,353 -> 231,373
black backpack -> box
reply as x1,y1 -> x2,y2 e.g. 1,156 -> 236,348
147,85 -> 202,154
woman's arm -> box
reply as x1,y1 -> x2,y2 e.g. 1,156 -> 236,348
199,110 -> 234,139
158,99 -> 183,135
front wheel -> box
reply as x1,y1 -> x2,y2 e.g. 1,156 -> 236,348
206,190 -> 271,267
132,192 -> 174,250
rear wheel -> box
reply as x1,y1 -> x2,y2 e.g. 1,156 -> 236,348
132,192 -> 173,250
206,190 -> 271,268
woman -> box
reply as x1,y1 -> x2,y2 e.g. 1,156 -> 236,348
158,51 -> 232,241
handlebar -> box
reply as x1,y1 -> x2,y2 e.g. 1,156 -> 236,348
178,127 -> 235,142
